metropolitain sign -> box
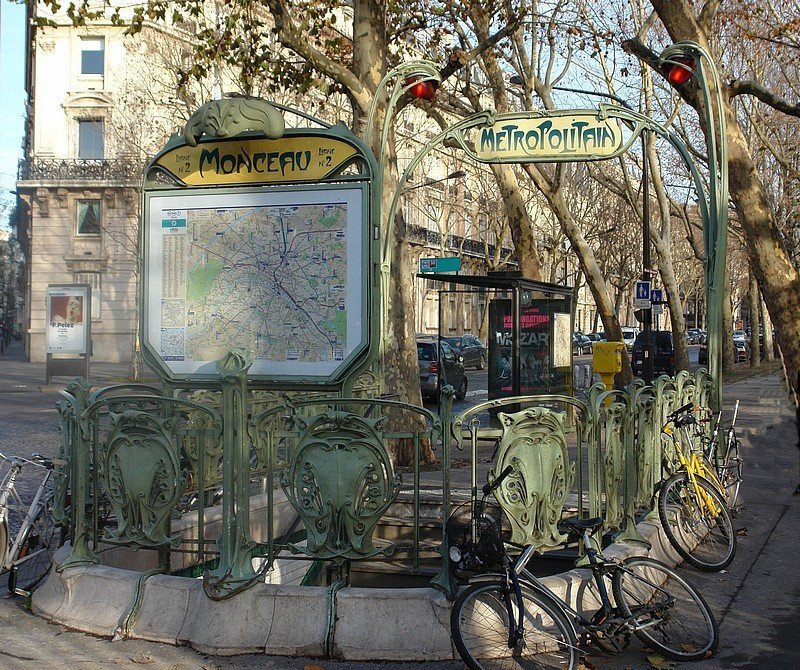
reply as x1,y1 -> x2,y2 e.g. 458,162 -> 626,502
473,114 -> 625,162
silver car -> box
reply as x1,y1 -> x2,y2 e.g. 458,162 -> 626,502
417,338 -> 468,402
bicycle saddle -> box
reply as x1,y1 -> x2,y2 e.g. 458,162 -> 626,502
561,516 -> 604,534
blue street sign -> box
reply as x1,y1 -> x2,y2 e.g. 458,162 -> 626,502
651,289 -> 663,304
635,280 -> 651,310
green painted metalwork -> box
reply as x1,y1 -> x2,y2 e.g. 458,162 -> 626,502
182,97 -> 286,146
103,410 -> 183,547
431,386 -> 457,599
205,352 -> 258,598
57,379 -> 99,570
489,407 -> 574,550
280,410 -> 401,560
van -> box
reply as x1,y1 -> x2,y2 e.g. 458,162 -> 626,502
631,330 -> 676,376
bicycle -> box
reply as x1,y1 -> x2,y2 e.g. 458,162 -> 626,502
702,400 -> 743,511
0,450 -> 64,595
448,467 -> 719,670
658,403 -> 737,572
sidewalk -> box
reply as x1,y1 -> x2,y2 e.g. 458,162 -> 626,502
0,339 -> 142,394
1,341 -> 799,669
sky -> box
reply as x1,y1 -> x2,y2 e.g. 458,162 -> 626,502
0,0 -> 26,232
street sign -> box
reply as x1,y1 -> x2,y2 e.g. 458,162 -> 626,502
419,257 -> 461,274
651,289 -> 664,315
634,280 -> 651,310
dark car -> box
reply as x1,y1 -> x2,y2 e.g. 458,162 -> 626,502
699,339 -> 751,365
442,335 -> 487,370
417,337 -> 468,402
631,330 -> 676,376
572,333 -> 592,355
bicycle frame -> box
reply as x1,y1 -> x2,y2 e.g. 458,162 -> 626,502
663,422 -> 727,518
0,455 -> 55,572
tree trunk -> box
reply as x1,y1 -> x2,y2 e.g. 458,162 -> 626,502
488,164 -> 543,280
723,284 -> 734,372
762,296 -> 775,362
749,269 -> 761,367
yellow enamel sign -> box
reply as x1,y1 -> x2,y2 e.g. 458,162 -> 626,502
474,114 -> 624,161
155,136 -> 358,186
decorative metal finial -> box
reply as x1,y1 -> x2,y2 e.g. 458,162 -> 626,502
182,97 -> 286,146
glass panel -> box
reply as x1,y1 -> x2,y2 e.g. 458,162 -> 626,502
77,200 -> 101,235
81,37 -> 104,75
78,119 -> 104,158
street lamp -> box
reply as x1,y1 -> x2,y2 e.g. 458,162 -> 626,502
404,169 -> 466,192
659,42 -> 728,411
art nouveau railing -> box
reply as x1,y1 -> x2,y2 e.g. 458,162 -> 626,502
54,358 -> 712,601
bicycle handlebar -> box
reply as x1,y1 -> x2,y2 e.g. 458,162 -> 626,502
666,402 -> 694,420
483,464 -> 514,496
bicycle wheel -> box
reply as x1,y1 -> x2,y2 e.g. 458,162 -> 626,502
451,580 -> 578,670
658,472 -> 736,571
612,556 -> 718,661
8,501 -> 61,594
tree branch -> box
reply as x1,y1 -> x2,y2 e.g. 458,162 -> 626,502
264,0 -> 366,106
729,79 -> 800,117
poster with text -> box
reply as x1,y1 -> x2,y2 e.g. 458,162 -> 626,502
46,285 -> 90,354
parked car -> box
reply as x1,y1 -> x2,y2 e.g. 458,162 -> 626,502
687,328 -> 703,344
621,328 -> 638,352
442,335 -> 487,370
586,332 -> 605,344
698,339 -> 751,365
631,330 -> 676,376
734,339 -> 750,363
733,330 -> 747,343
572,333 -> 592,355
417,337 -> 468,401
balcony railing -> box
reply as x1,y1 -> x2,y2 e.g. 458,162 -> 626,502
406,223 -> 512,259
17,156 -> 144,183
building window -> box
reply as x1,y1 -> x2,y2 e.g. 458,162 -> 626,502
77,200 -> 101,235
74,272 -> 102,320
78,119 -> 104,159
81,37 -> 104,75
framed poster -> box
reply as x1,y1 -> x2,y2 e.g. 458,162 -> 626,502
143,183 -> 368,379
46,285 -> 90,354
553,312 -> 572,368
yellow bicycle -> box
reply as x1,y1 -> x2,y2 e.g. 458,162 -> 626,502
657,403 -> 736,572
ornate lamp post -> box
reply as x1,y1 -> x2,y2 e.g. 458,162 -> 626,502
364,60 -> 443,390
659,42 -> 728,411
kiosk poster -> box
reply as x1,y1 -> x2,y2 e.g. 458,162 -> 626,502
46,285 -> 90,354
488,299 -> 569,399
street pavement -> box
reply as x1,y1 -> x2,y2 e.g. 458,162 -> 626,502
1,339 -> 798,670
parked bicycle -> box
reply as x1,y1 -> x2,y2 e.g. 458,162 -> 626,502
0,451 -> 64,595
448,467 -> 718,670
658,402 -> 738,572
703,400 -> 743,511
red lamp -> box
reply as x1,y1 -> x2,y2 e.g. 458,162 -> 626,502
405,77 -> 437,102
667,57 -> 695,87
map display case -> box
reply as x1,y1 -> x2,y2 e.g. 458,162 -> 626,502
140,106 -> 379,386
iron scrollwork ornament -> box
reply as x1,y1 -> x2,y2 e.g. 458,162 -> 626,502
103,411 -> 184,547
281,412 -> 400,560
488,407 -> 575,551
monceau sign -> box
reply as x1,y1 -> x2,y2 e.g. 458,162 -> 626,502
474,113 -> 624,162
154,136 -> 358,186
